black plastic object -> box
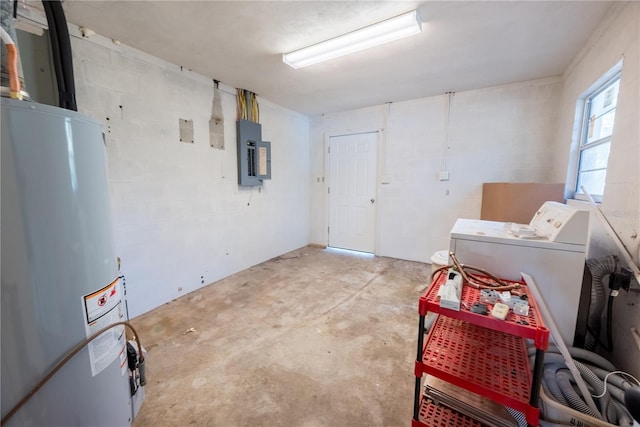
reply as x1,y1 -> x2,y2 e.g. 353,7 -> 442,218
129,375 -> 136,396
470,302 -> 488,315
611,268 -> 633,292
126,342 -> 137,371
625,386 -> 640,422
138,359 -> 146,387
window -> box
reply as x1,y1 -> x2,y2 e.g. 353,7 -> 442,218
574,74 -> 620,200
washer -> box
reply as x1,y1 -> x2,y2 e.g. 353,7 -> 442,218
449,202 -> 590,345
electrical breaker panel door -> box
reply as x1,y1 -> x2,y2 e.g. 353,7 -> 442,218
257,141 -> 271,180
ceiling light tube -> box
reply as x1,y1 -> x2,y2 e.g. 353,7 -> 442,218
283,10 -> 422,69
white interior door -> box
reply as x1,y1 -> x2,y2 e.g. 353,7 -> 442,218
328,132 -> 377,253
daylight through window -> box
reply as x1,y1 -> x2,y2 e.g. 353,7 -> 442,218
575,75 -> 620,199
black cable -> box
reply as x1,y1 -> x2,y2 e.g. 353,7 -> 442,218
41,0 -> 77,111
597,258 -> 619,353
42,0 -> 66,109
603,258 -> 620,353
49,0 -> 76,111
586,322 -> 613,353
605,294 -> 614,352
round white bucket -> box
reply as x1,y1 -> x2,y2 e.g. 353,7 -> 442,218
430,250 -> 450,275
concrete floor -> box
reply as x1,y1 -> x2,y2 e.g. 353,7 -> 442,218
131,246 -> 431,427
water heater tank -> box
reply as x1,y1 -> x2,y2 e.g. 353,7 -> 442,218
1,98 -> 133,425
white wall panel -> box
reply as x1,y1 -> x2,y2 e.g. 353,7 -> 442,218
71,30 -> 310,317
310,79 -> 562,263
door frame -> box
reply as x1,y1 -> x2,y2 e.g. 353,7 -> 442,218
324,128 -> 384,255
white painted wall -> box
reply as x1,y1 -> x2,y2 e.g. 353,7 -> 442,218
70,28 -> 310,317
552,2 -> 640,376
310,78 -> 562,262
63,3 -> 639,374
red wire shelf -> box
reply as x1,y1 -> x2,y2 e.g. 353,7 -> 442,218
419,271 -> 549,349
412,396 -> 489,427
420,316 -> 537,420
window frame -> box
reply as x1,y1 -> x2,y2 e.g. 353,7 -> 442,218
573,72 -> 621,203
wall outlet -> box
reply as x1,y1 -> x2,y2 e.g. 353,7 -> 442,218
438,170 -> 449,181
381,175 -> 391,184
491,303 -> 510,320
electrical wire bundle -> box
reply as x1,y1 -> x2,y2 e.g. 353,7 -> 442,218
236,88 -> 259,123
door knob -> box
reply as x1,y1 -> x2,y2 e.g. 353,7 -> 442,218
370,198 -> 375,204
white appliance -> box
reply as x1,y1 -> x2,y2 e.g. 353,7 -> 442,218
449,202 -> 590,345
1,98 -> 142,426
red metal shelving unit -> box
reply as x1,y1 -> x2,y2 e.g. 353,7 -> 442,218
423,316 -> 532,412
412,271 -> 549,427
413,396 -> 489,427
419,272 -> 549,349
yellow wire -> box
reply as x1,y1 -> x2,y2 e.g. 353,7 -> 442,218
244,90 -> 249,121
236,89 -> 241,120
250,93 -> 260,123
237,89 -> 259,123
243,91 -> 246,120
237,88 -> 247,120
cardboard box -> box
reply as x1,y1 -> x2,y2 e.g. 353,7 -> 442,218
481,183 -> 565,224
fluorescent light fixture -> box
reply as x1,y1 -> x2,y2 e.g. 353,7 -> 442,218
283,10 -> 421,69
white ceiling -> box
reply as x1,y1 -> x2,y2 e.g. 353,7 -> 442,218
63,1 -> 614,116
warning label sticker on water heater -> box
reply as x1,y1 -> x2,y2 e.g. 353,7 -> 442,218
82,278 -> 127,377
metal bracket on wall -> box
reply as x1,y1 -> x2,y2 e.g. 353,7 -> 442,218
179,118 -> 194,143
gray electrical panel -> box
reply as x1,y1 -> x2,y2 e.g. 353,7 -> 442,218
236,119 -> 271,186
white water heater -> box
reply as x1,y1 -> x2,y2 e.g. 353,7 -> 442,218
1,98 -> 136,425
